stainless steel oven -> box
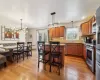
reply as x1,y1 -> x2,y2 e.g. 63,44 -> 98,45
86,44 -> 95,73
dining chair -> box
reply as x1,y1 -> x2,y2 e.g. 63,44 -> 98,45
37,41 -> 49,70
24,42 -> 32,59
13,42 -> 24,63
49,41 -> 62,75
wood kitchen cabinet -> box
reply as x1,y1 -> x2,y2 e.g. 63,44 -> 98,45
88,20 -> 92,34
83,45 -> 87,60
81,22 -> 89,35
60,26 -> 65,37
49,26 -> 65,39
66,43 -> 83,57
55,27 -> 60,37
49,28 -> 53,39
52,27 -> 56,38
77,44 -> 83,56
81,16 -> 96,36
67,44 -> 77,55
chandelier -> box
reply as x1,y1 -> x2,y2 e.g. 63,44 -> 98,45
15,19 -> 28,33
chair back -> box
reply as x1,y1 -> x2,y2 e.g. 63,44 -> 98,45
37,41 -> 45,56
17,42 -> 24,52
27,42 -> 32,51
49,41 -> 60,53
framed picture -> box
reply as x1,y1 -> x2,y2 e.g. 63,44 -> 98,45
1,26 -> 19,40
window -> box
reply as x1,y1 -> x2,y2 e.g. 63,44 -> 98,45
66,27 -> 79,40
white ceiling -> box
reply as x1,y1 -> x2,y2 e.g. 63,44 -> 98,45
0,0 -> 100,28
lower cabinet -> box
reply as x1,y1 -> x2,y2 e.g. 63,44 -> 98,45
66,43 -> 83,57
83,45 -> 87,60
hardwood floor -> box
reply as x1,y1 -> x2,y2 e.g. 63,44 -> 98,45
0,50 -> 95,80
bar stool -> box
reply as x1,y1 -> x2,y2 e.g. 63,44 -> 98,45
49,41 -> 62,75
37,41 -> 49,70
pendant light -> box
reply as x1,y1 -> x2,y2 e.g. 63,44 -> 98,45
48,12 -> 59,27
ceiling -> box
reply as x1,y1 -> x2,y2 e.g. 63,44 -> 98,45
0,0 -> 100,28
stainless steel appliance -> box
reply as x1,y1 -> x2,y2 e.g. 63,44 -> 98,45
96,6 -> 100,49
96,49 -> 100,80
92,21 -> 96,33
86,44 -> 95,73
96,6 -> 100,80
84,37 -> 92,43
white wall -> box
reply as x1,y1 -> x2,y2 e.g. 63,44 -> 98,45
27,28 -> 37,49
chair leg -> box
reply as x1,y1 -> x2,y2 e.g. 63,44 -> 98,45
31,51 -> 32,56
23,53 -> 24,60
27,52 -> 28,59
4,62 -> 7,67
49,64 -> 51,72
12,54 -> 14,59
19,54 -> 20,59
44,63 -> 46,70
58,66 -> 60,75
38,60 -> 39,68
17,55 -> 18,63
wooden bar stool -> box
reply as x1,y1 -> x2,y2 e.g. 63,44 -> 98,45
37,41 -> 49,70
49,41 -> 62,75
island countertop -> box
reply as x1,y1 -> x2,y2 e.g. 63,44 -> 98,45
45,43 -> 65,46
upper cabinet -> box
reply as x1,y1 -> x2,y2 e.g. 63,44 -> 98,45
55,27 -> 60,37
49,26 -> 65,39
60,26 -> 65,37
88,20 -> 92,34
81,16 -> 96,36
49,28 -> 53,39
81,22 -> 89,35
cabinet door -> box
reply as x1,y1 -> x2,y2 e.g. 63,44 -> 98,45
55,27 -> 60,37
67,44 -> 72,55
60,26 -> 65,37
52,27 -> 56,38
81,24 -> 85,35
88,20 -> 92,34
85,22 -> 89,35
66,44 -> 77,55
81,22 -> 89,35
49,28 -> 53,39
83,45 -> 87,60
77,44 -> 83,56
72,44 -> 78,55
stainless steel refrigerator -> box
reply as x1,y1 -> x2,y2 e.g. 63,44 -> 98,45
96,6 -> 100,80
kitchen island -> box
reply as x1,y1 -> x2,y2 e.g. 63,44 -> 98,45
44,42 -> 84,66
